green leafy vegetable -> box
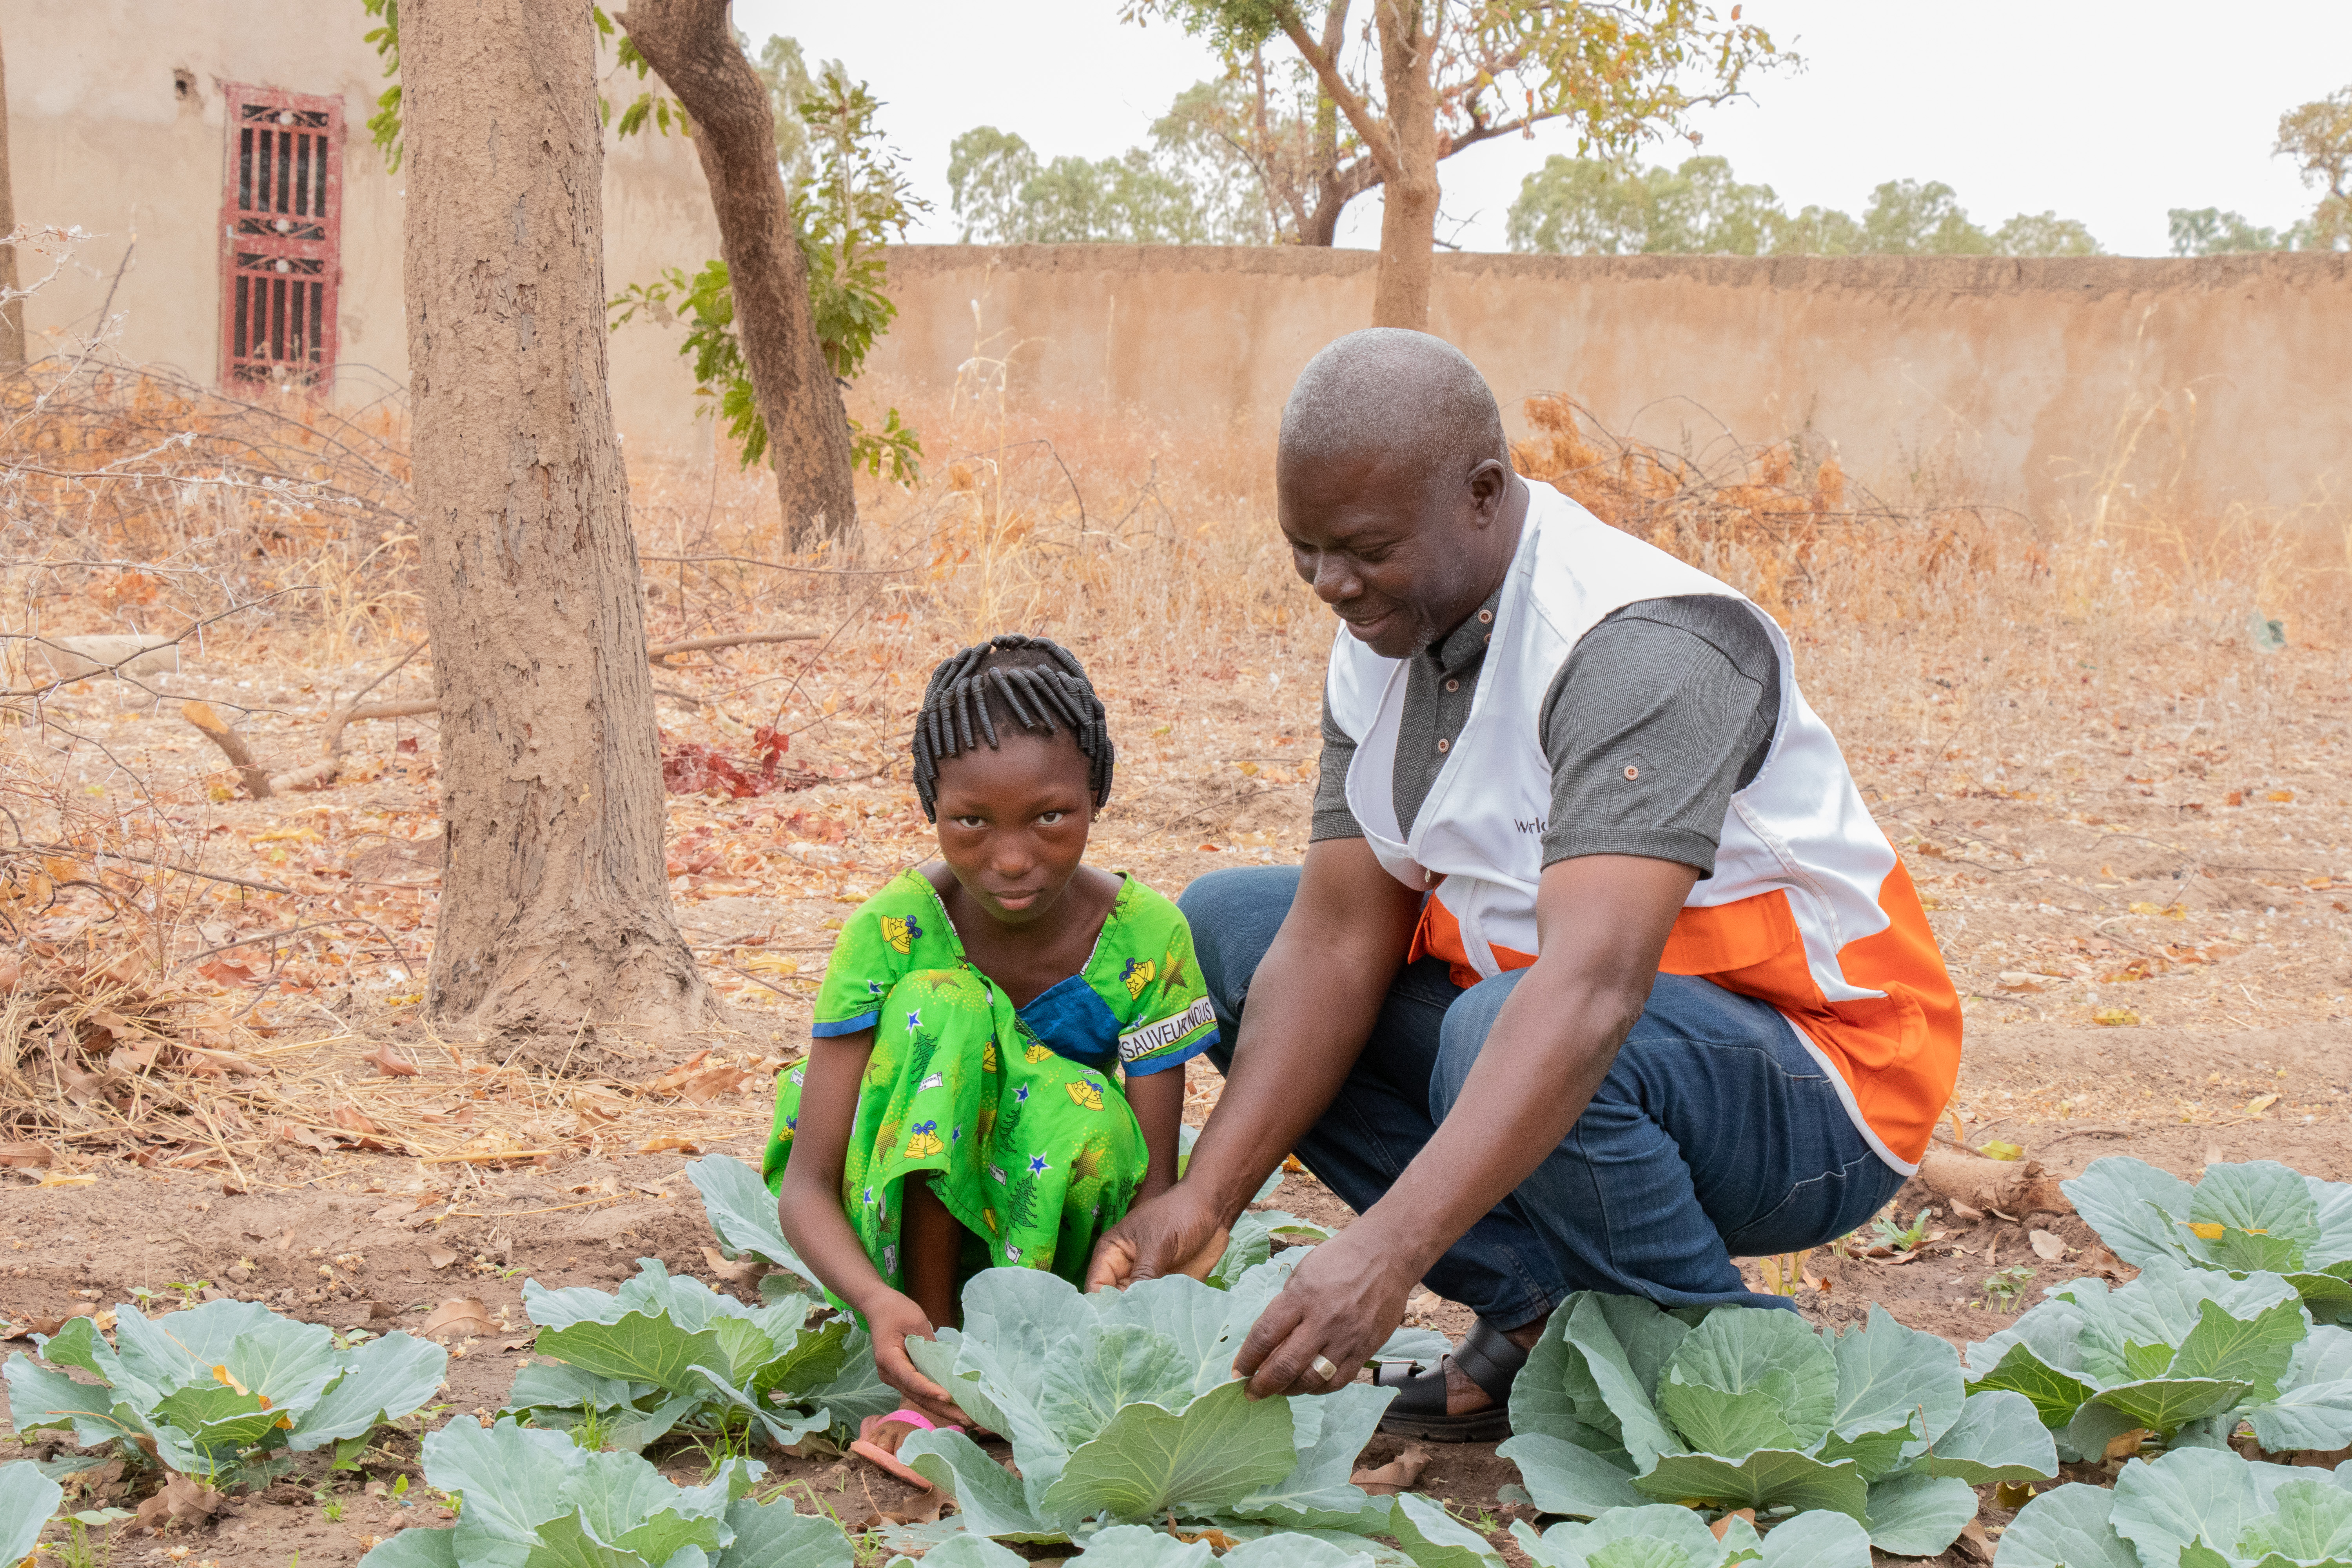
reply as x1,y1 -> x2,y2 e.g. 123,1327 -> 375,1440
353,1416 -> 853,1566
1996,1446 -> 2352,1567
687,1155 -> 823,1297
896,1264 -> 1397,1543
1964,1255 -> 2352,1460
1,1458 -> 63,1563
508,1259 -> 895,1450
1510,1500 -> 1873,1567
2065,1157 -> 2352,1323
1499,1294 -> 2050,1557
4,1299 -> 445,1488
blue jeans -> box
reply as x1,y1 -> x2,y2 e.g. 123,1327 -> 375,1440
1180,865 -> 1908,1321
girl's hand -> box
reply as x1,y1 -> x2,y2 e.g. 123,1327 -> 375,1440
862,1289 -> 973,1428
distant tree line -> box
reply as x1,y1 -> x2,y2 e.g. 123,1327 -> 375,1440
2168,85 -> 2350,254
948,80 -> 2352,260
1504,157 -> 2099,256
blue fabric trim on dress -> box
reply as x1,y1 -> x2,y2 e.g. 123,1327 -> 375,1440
1016,972 -> 1122,1071
811,1011 -> 880,1038
1120,1027 -> 1218,1077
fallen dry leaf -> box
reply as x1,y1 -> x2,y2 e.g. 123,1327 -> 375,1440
2105,1428 -> 2151,1460
418,1298 -> 494,1339
175,1042 -> 262,1076
13,1305 -> 97,1339
367,1042 -> 421,1078
334,1106 -> 383,1136
427,1246 -> 459,1270
702,1246 -> 768,1289
2246,1093 -> 2280,1116
879,1488 -> 952,1526
677,1064 -> 751,1103
0,1141 -> 57,1169
37,1170 -> 96,1187
1708,1508 -> 1757,1541
132,1471 -> 226,1532
2030,1229 -> 2068,1261
371,1196 -> 428,1223
1167,1524 -> 1241,1549
1956,1519 -> 1998,1561
1350,1444 -> 1430,1495
636,1135 -> 703,1155
1993,1479 -> 2039,1510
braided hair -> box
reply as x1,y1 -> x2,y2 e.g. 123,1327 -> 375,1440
912,634 -> 1114,823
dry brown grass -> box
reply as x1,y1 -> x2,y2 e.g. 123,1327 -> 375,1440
2,358 -> 2348,1191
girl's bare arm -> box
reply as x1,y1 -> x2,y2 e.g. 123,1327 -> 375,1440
775,1032 -> 964,1422
1125,1065 -> 1186,1200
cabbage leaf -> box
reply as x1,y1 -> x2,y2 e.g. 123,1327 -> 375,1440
895,1265 -> 1397,1543
1996,1446 -> 2352,1567
1499,1294 -> 2049,1557
4,1299 -> 445,1488
506,1259 -> 895,1450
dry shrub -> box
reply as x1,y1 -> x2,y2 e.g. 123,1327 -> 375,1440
0,362 -> 416,667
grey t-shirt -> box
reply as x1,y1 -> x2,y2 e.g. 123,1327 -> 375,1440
1310,593 -> 1779,877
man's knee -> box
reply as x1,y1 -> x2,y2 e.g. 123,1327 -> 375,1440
1428,968 -> 1527,1118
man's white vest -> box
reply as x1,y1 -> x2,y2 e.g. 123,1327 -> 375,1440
1325,481 -> 1960,1171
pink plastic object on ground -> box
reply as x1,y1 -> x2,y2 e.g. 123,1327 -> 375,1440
851,1407 -> 964,1490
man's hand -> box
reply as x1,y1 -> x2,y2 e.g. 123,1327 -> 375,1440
862,1289 -> 971,1427
1231,1223 -> 1414,1398
1087,1182 -> 1230,1290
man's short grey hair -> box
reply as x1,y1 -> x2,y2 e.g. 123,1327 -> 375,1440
1278,328 -> 1510,490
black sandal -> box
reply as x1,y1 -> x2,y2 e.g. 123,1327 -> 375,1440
1374,1315 -> 1528,1443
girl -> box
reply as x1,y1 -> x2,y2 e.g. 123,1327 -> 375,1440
767,634 -> 1221,1420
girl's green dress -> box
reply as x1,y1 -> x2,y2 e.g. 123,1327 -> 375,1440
764,867 -> 1216,1317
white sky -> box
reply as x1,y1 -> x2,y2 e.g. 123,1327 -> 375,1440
733,0 -> 2352,258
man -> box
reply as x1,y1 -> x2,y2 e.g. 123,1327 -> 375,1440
1087,328 -> 1960,1441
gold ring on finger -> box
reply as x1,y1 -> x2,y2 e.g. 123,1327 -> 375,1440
1310,1353 -> 1340,1385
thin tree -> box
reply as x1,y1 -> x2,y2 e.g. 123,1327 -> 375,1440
618,0 -> 859,548
1132,0 -> 1782,328
401,0 -> 713,1041
0,24 -> 22,367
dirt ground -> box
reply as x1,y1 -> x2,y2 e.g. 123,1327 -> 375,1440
5,437 -> 2349,1563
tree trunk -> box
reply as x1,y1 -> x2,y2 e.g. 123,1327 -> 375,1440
1370,0 -> 1439,329
0,25 -> 24,368
401,0 -> 711,1041
618,0 -> 857,550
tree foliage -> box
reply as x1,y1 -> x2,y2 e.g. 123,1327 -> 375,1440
945,93 -> 1276,245
1131,0 -> 1780,172
2171,83 -> 2352,255
1126,1 -> 1785,324
611,61 -> 925,483
2276,83 -> 2352,251
360,2 -> 684,171
1508,156 -> 2103,256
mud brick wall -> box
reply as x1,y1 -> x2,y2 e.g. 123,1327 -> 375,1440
868,246 -> 2352,526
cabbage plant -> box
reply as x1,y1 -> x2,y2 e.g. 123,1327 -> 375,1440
1996,1446 -> 2352,1567
894,1263 -> 1399,1544
507,1259 -> 895,1450
1,1459 -> 63,1564
1385,1488 -> 1873,1568
1964,1256 -> 2352,1461
1497,1293 -> 2055,1557
691,1149 -> 1333,1301
885,1522 -> 1407,1566
689,1155 -> 822,1298
354,1417 -> 853,1568
2067,1158 -> 2352,1324
4,1300 -> 445,1487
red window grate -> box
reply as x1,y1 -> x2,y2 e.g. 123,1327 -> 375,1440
219,85 -> 343,392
